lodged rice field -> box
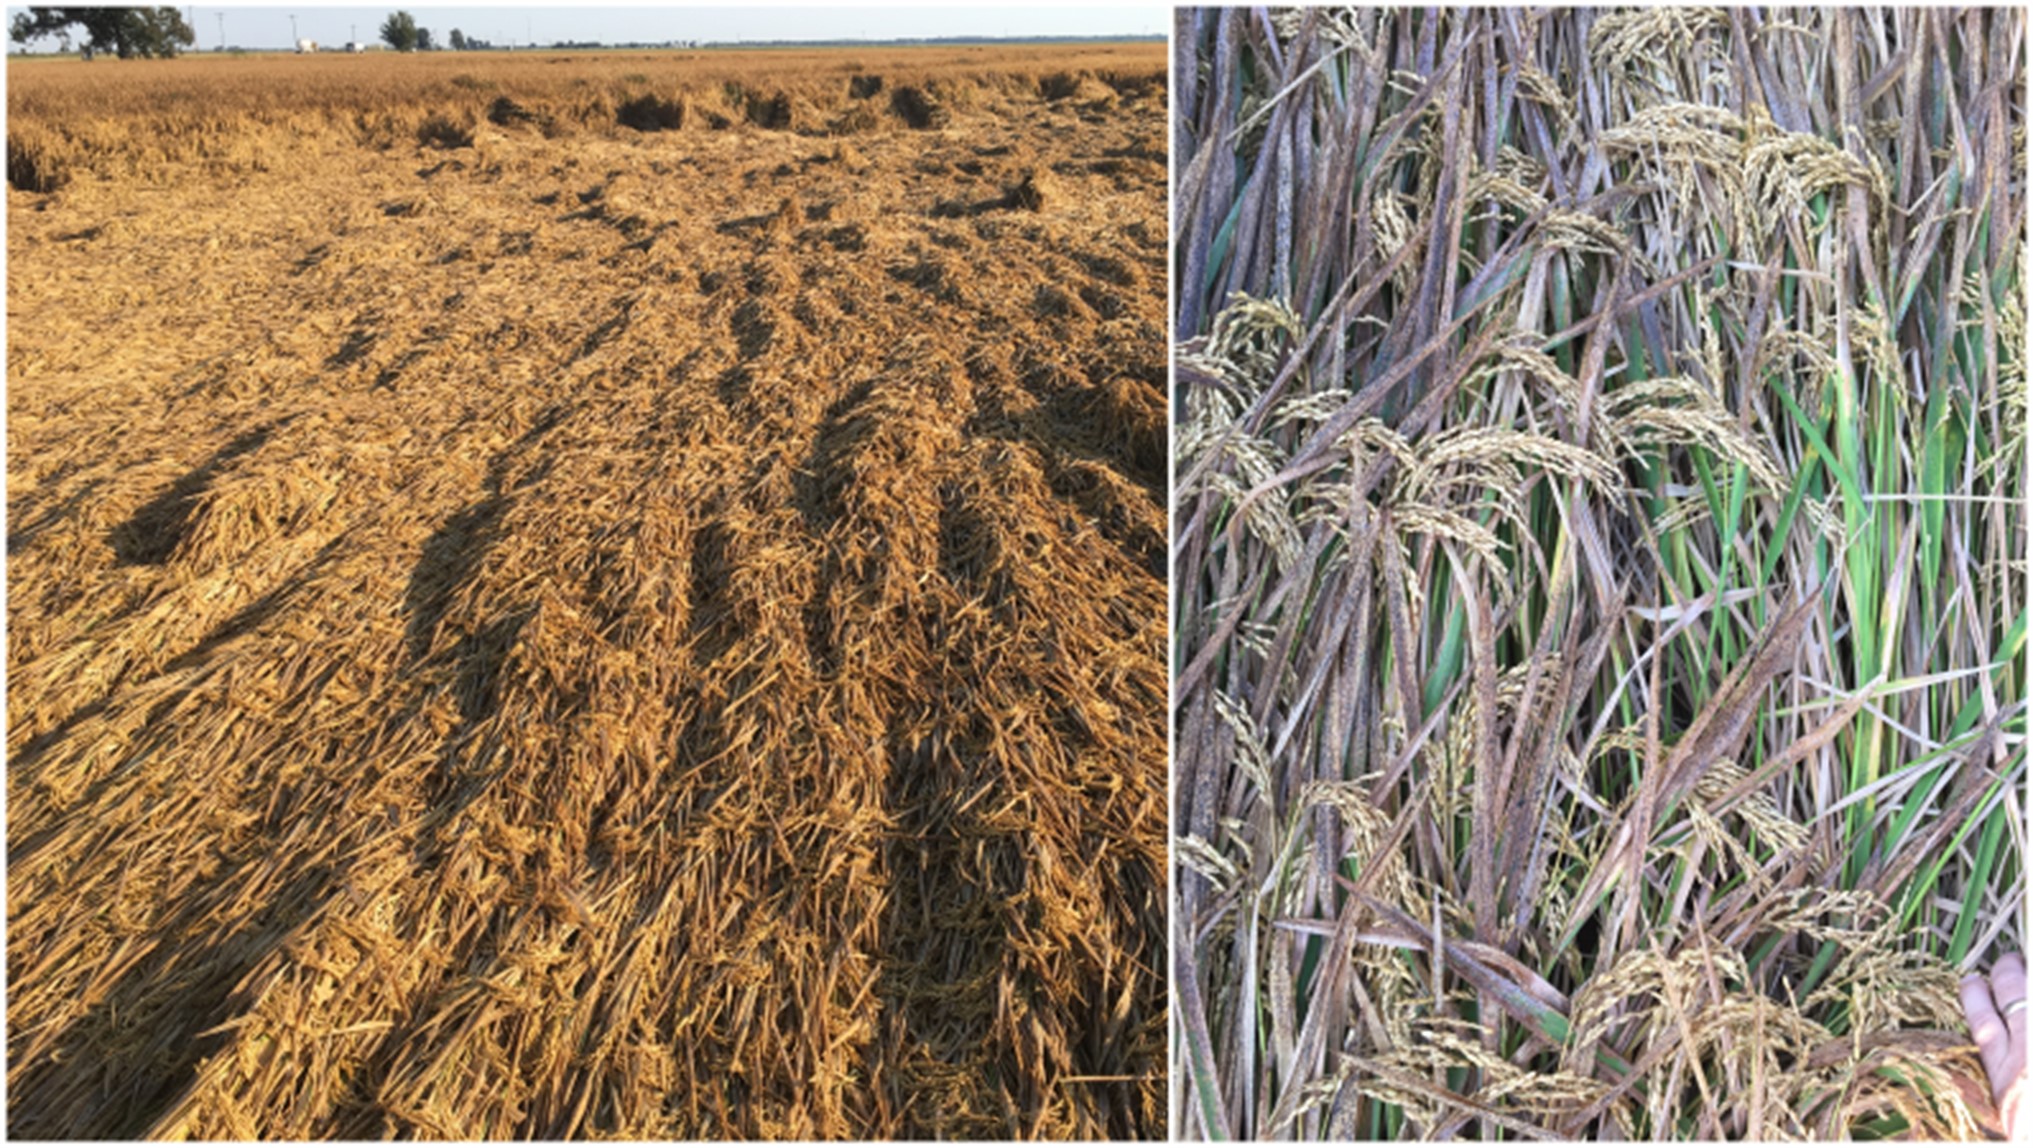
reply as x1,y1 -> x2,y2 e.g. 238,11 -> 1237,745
7,42 -> 1168,1139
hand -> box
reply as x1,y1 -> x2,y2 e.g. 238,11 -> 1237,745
1960,952 -> 2027,1140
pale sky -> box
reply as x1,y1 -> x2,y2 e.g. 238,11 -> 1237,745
9,3 -> 1166,52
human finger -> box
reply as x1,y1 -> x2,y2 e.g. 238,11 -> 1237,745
1990,953 -> 2027,1129
1990,952 -> 2027,1047
1962,972 -> 2011,1094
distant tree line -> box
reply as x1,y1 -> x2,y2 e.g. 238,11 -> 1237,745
9,6 -> 193,58
379,11 -> 419,52
378,12 -> 511,52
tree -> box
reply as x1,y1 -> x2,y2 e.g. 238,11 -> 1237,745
9,7 -> 194,58
379,10 -> 417,52
415,26 -> 433,52
448,28 -> 466,51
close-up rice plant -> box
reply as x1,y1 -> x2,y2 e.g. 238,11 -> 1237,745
1173,7 -> 2025,1139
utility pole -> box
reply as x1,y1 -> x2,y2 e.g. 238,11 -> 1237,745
215,11 -> 223,51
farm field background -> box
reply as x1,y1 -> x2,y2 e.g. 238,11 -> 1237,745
6,44 -> 1167,1138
